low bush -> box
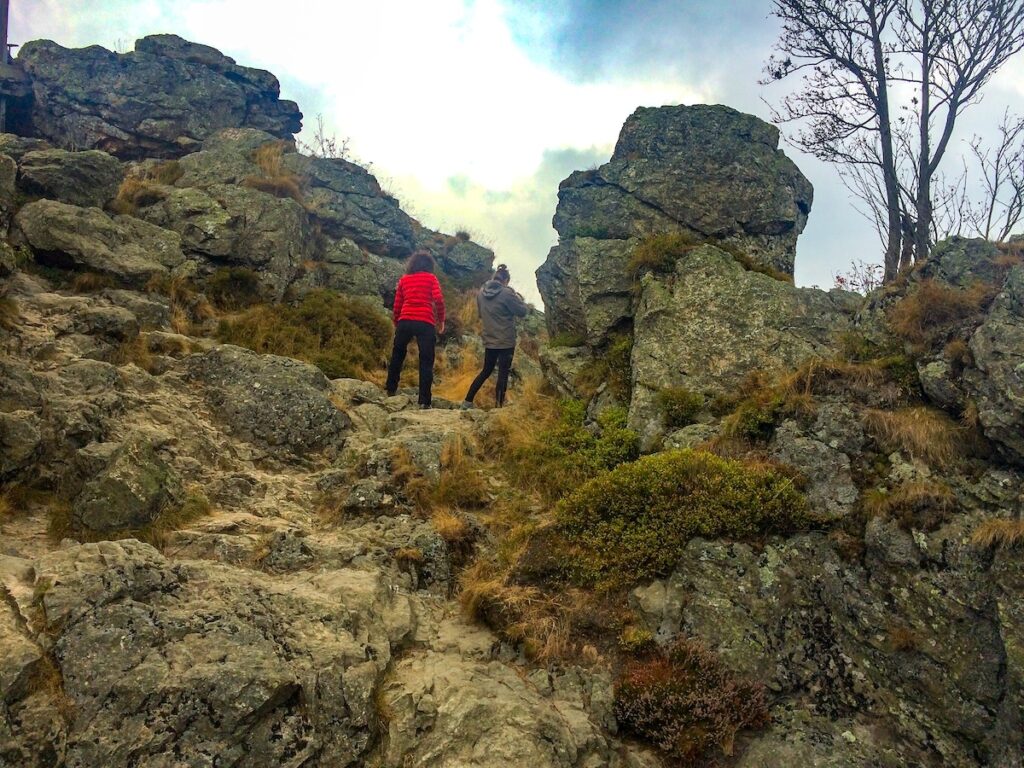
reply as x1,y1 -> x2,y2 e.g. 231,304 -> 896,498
887,279 -> 994,347
204,267 -> 265,310
556,449 -> 814,587
657,387 -> 704,429
216,289 -> 392,378
575,332 -> 633,400
614,639 -> 770,766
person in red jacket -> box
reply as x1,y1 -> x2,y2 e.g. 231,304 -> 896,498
385,250 -> 446,408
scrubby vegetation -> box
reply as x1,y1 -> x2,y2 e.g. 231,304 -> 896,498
0,296 -> 19,330
864,480 -> 957,532
627,231 -> 793,283
657,387 -> 704,429
109,160 -> 183,215
862,407 -> 962,467
555,449 -> 814,588
575,332 -> 633,400
143,273 -> 216,335
204,267 -> 265,310
216,289 -> 392,378
971,517 -> 1024,550
614,639 -> 770,767
242,141 -> 305,203
887,279 -> 994,347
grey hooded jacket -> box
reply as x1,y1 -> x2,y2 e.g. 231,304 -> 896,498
477,280 -> 528,349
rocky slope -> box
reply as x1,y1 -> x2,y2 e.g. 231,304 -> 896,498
2,32 -> 1024,768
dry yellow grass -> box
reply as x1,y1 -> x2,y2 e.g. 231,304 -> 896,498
434,347 -> 494,404
0,296 -> 19,331
887,279 -> 994,346
0,490 -> 14,522
394,546 -> 425,567
432,508 -> 472,543
112,335 -> 156,373
109,176 -> 168,215
971,518 -> 1024,549
71,272 -> 115,293
862,407 -> 962,467
390,446 -> 434,513
864,480 -> 957,532
243,141 -> 305,203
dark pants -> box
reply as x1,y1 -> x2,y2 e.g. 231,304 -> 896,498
465,347 -> 514,406
386,320 -> 436,405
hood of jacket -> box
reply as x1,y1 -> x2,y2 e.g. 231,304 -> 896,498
480,279 -> 505,299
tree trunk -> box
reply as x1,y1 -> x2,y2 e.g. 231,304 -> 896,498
914,5 -> 933,264
872,11 -> 903,282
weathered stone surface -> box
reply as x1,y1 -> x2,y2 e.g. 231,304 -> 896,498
0,153 -> 16,228
293,236 -> 405,302
771,420 -> 858,519
173,127 -> 270,187
187,345 -> 351,455
537,104 -> 813,340
289,153 -> 416,258
14,199 -> 184,285
72,433 -> 183,533
629,245 -> 855,439
138,183 -> 311,298
18,35 -> 301,158
26,539 -> 413,766
965,264 -> 1024,464
536,236 -> 636,343
17,148 -> 123,208
0,411 -> 42,479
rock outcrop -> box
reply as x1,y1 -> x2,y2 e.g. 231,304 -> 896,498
537,104 -> 812,342
18,35 -> 302,159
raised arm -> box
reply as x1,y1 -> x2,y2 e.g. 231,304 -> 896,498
431,275 -> 446,329
392,278 -> 405,325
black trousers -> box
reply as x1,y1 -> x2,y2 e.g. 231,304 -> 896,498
386,320 -> 436,405
465,347 -> 514,406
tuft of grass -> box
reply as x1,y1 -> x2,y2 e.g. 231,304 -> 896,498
626,232 -> 792,283
432,508 -> 473,544
862,407 -> 962,467
0,296 -> 19,331
394,547 -> 425,571
887,279 -> 994,347
614,638 -> 770,766
970,518 -> 1024,550
575,331 -> 632,401
888,625 -> 921,653
149,160 -> 184,186
52,488 -> 213,547
435,435 -> 490,509
216,289 -> 392,379
547,331 -> 586,348
204,267 -> 265,310
109,176 -> 167,215
243,141 -> 305,203
555,449 -> 815,588
864,480 -> 956,532
144,274 -> 216,335
71,272 -> 116,293
657,387 -> 704,430
943,339 -> 972,372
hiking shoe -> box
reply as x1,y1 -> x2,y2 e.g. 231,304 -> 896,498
460,400 -> 474,410
419,404 -> 431,410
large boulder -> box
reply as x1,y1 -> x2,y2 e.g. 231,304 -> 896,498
965,264 -> 1024,464
14,199 -> 184,285
71,433 -> 184,534
629,245 -> 856,439
137,183 -> 312,299
537,104 -> 812,340
17,35 -> 301,159
16,148 -> 123,208
187,345 -> 351,455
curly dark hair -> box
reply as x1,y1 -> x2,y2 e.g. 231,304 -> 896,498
405,249 -> 436,274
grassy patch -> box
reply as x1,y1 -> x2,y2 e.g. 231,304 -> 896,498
627,232 -> 792,283
71,272 -> 116,293
657,387 -> 704,430
547,331 -> 587,348
204,267 -> 265,310
862,407 -> 962,467
614,639 -> 770,766
556,449 -> 814,588
242,141 -> 305,203
0,296 -> 19,330
216,289 -> 392,378
48,488 -> 213,546
887,279 -> 994,347
971,518 -> 1024,550
575,332 -> 632,401
144,274 -> 216,335
864,480 -> 956,532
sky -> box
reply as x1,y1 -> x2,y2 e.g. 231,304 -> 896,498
13,0 -> 1024,305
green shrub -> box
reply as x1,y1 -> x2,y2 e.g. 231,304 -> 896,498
205,267 -> 265,310
216,289 -> 392,378
557,449 -> 814,587
722,395 -> 785,442
657,387 -> 704,429
614,639 -> 770,766
504,401 -> 640,503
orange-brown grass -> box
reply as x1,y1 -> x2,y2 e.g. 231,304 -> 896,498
0,296 -> 19,331
109,176 -> 168,215
862,407 -> 962,466
71,272 -> 115,292
243,141 -> 305,203
889,625 -> 921,653
432,508 -> 473,544
436,434 -> 491,508
145,274 -> 216,336
390,446 -> 434,513
394,546 -> 425,569
782,357 -> 887,399
887,279 -> 994,346
434,346 -> 495,405
459,558 -> 571,661
112,335 -> 157,373
970,518 -> 1024,549
864,480 -> 957,532
943,339 -> 973,370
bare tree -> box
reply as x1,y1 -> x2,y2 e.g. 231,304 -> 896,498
766,0 -> 1024,281
964,110 -> 1024,241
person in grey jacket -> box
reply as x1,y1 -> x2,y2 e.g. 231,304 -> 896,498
462,264 -> 529,408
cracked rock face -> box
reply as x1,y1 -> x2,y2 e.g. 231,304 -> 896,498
537,103 -> 812,340
17,35 -> 302,159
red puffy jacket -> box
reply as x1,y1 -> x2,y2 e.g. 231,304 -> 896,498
393,271 -> 446,327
